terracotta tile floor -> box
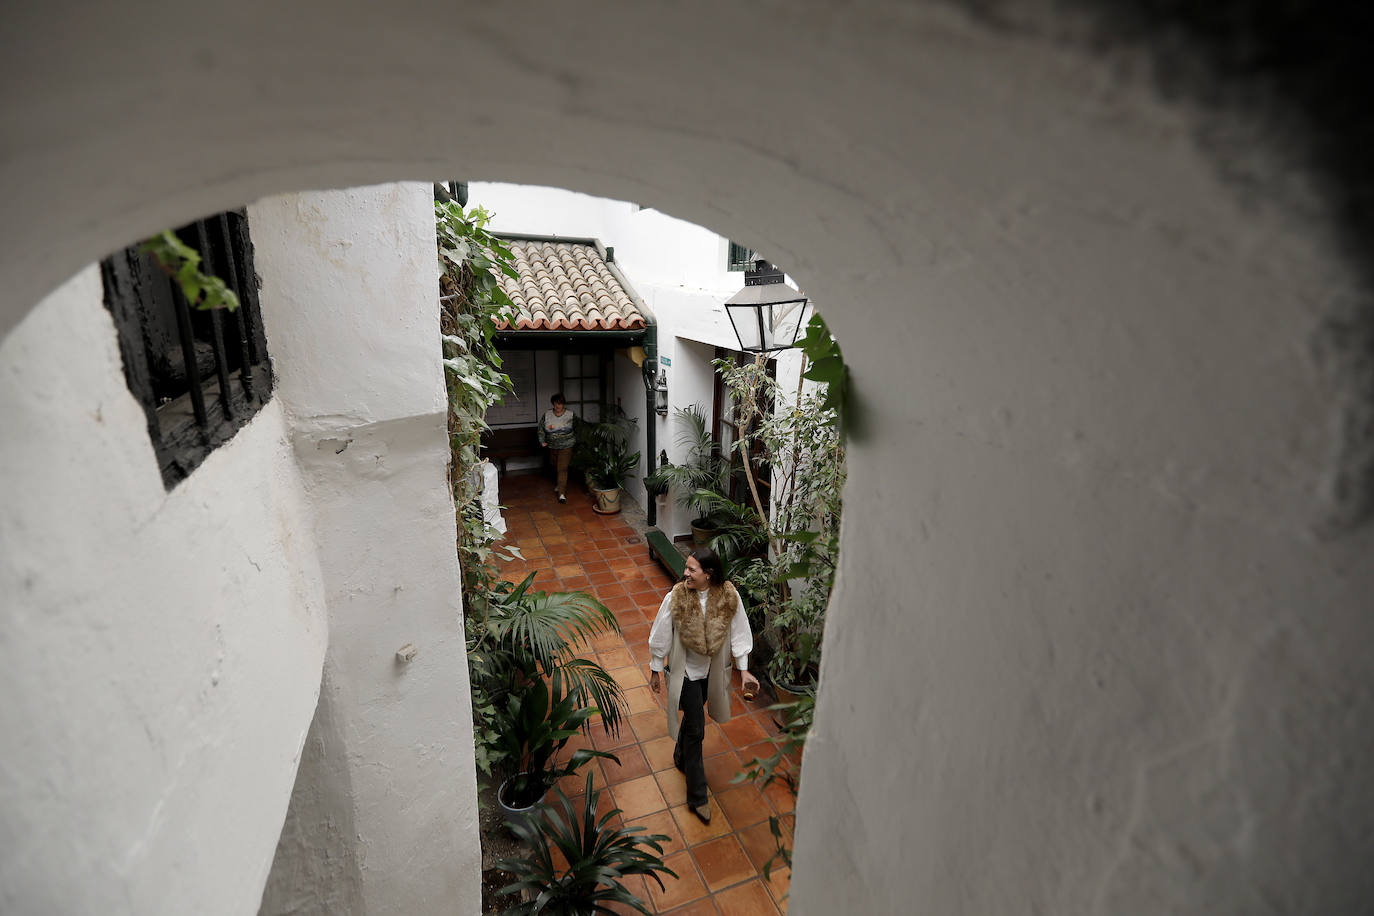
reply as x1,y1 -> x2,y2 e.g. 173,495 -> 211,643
495,473 -> 793,914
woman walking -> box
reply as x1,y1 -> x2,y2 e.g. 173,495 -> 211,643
538,392 -> 577,503
648,548 -> 760,823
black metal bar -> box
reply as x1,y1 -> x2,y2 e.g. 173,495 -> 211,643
218,212 -> 257,401
195,222 -> 236,419
101,251 -> 165,444
169,278 -> 209,430
229,210 -> 271,377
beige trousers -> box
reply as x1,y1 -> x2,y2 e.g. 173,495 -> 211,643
552,446 -> 572,495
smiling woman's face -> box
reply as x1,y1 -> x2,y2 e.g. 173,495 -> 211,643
683,556 -> 710,590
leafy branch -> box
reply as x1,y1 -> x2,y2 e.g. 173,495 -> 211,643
139,230 -> 240,311
732,691 -> 815,882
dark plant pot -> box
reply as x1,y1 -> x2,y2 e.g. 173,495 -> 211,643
690,518 -> 719,547
771,680 -> 807,707
590,484 -> 622,514
769,674 -> 817,728
498,774 -> 544,833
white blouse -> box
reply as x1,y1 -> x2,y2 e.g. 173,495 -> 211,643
647,586 -> 752,680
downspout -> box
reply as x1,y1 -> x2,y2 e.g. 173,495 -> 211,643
642,323 -> 659,526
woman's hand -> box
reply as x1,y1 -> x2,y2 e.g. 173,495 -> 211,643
649,669 -> 661,693
740,670 -> 760,698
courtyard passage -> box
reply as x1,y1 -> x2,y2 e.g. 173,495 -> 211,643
495,472 -> 797,914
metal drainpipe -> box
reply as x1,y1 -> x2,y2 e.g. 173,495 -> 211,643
642,323 -> 659,527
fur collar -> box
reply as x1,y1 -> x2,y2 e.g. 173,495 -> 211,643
669,581 -> 738,657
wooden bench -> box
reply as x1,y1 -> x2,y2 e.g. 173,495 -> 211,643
481,426 -> 543,476
645,527 -> 686,580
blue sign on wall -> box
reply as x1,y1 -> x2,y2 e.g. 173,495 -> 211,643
660,356 -> 672,366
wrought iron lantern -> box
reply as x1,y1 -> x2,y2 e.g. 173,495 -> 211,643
724,259 -> 811,353
653,368 -> 669,415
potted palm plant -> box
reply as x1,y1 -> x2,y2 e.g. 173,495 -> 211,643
470,573 -> 632,825
645,405 -> 737,545
494,668 -> 619,825
576,408 -> 639,514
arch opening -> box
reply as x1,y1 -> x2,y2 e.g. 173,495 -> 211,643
5,4 -> 1374,914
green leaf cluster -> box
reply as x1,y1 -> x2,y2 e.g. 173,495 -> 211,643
434,201 -> 628,788
139,230 -> 240,312
573,405 -> 641,491
469,569 -> 630,793
497,771 -> 676,915
437,201 -> 520,511
797,314 -> 862,438
493,667 -> 620,809
731,690 -> 815,883
714,356 -> 845,688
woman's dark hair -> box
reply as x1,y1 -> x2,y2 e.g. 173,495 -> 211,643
551,392 -> 566,406
689,547 -> 725,586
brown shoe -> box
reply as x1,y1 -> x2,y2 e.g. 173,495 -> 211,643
690,803 -> 711,825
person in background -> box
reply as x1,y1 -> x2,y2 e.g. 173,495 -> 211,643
538,392 -> 577,503
648,547 -> 760,824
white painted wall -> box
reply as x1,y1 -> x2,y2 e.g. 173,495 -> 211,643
471,184 -> 735,294
0,269 -> 328,914
249,184 -> 480,916
4,3 -> 1374,914
656,338 -> 721,538
612,349 -> 650,508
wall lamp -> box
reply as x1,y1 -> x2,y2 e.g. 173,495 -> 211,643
654,369 -> 669,415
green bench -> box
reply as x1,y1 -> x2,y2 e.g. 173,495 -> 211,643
645,527 -> 686,580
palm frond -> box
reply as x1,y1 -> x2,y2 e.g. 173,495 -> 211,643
496,772 -> 676,915
488,587 -> 620,671
558,658 -> 629,736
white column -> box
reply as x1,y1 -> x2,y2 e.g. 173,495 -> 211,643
250,183 -> 480,915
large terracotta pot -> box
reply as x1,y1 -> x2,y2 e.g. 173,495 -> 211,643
590,484 -> 622,514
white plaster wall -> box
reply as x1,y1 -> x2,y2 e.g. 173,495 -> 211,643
655,338 -> 721,539
4,3 -> 1374,914
612,349 -> 651,509
248,183 -> 480,916
0,269 -> 328,914
473,183 -> 735,293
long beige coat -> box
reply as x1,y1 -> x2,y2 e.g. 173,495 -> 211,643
663,628 -> 734,741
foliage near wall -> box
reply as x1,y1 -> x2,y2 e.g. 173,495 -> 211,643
437,200 -> 524,773
718,318 -> 847,688
437,203 -> 665,914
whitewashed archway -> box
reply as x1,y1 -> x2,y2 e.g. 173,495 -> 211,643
4,2 -> 1373,913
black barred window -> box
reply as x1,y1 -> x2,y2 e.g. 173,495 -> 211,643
100,210 -> 272,489
726,241 -> 755,272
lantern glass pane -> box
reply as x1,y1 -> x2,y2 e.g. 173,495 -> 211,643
727,303 -> 763,351
771,299 -> 811,349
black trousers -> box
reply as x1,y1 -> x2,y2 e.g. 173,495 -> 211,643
673,674 -> 710,808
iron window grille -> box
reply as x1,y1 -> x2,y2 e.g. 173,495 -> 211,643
726,241 -> 755,272
100,209 -> 273,490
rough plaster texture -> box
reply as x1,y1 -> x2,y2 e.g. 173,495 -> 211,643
0,270 -> 328,913
249,184 -> 480,915
3,2 -> 1374,914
